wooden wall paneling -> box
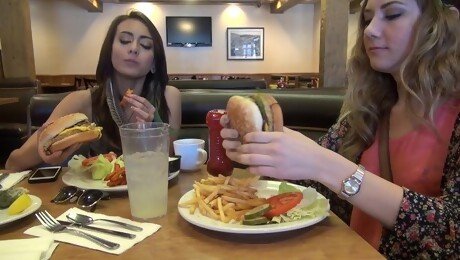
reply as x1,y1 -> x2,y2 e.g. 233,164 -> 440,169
0,0 -> 35,79
319,0 -> 348,88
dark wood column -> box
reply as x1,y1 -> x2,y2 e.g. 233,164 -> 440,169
0,0 -> 35,79
319,0 -> 349,88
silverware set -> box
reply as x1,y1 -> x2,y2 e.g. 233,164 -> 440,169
35,210 -> 144,250
35,210 -> 120,250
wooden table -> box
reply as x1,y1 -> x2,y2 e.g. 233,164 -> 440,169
0,167 -> 384,259
0,97 -> 19,105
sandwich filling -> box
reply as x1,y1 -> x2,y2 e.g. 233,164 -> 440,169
250,94 -> 273,132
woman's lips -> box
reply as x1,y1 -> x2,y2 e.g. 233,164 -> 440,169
124,59 -> 139,65
368,47 -> 388,52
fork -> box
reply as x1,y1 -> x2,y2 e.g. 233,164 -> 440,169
35,211 -> 120,250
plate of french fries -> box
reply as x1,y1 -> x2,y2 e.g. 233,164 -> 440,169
178,174 -> 330,234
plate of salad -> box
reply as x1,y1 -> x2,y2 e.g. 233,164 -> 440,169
178,180 -> 330,234
64,154 -> 179,192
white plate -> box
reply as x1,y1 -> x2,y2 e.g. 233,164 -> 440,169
178,180 -> 330,234
62,169 -> 180,192
0,195 -> 42,226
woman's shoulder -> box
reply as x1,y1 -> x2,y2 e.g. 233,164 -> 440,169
165,85 -> 180,95
164,85 -> 181,101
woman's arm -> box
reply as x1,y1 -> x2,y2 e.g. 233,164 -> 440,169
165,85 -> 181,132
5,90 -> 92,171
165,85 -> 181,155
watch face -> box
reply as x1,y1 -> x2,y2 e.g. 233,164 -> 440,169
344,179 -> 359,194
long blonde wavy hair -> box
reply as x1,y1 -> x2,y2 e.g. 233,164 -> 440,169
339,0 -> 460,161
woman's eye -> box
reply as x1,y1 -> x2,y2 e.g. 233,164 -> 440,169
141,44 -> 152,50
385,13 -> 401,20
120,39 -> 131,45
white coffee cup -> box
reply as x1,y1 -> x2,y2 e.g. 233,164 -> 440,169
173,139 -> 208,171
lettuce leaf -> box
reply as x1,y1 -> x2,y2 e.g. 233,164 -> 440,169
278,181 -> 301,194
89,155 -> 112,180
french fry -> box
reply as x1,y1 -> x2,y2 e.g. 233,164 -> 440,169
204,189 -> 219,203
189,205 -> 196,214
217,197 -> 227,223
198,199 -> 219,220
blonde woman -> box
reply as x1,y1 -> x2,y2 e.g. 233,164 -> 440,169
221,0 -> 459,258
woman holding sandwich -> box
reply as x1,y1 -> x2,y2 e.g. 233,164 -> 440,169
221,0 -> 459,258
6,10 -> 181,171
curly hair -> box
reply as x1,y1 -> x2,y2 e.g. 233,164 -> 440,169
339,0 -> 460,161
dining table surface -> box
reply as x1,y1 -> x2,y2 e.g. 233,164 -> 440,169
0,166 -> 384,259
0,97 -> 19,105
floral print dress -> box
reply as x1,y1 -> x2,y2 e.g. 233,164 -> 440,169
297,114 -> 459,259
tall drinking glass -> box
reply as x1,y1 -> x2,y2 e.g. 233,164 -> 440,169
120,122 -> 169,220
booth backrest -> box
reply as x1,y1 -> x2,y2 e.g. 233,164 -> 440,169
28,88 -> 345,149
180,88 -> 344,140
28,92 -> 71,133
170,79 -> 266,90
0,87 -> 37,124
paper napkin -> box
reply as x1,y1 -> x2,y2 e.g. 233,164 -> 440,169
0,171 -> 31,191
0,237 -> 58,260
24,207 -> 161,255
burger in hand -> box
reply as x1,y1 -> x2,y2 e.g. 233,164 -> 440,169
39,113 -> 103,155
226,93 -> 283,137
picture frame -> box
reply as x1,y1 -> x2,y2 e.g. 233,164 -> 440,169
227,27 -> 264,60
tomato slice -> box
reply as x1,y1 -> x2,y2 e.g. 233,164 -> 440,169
82,152 -> 117,167
264,192 -> 303,218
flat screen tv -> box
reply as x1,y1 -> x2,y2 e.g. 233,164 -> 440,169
166,16 -> 212,47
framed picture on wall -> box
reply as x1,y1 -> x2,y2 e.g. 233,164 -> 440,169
227,27 -> 264,60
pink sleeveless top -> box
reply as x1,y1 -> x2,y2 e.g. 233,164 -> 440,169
350,99 -> 460,249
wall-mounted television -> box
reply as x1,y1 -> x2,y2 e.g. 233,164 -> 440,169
166,16 -> 212,47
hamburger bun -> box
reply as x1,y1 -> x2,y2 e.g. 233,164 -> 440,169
39,113 -> 102,155
226,94 -> 283,137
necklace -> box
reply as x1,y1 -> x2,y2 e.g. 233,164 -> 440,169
106,79 -> 125,126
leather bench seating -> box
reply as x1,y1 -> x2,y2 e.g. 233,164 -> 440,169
0,78 -> 39,165
169,79 -> 267,90
180,88 -> 345,144
27,88 -> 345,158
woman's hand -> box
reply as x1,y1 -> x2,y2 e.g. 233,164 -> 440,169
122,93 -> 156,123
221,112 -> 338,181
233,128 -> 324,180
37,123 -> 82,165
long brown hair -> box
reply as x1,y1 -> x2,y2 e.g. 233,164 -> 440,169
92,10 -> 169,148
340,0 -> 460,161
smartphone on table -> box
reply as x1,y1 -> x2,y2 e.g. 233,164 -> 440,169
28,166 -> 62,184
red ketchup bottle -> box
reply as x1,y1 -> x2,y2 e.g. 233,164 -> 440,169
206,109 -> 234,176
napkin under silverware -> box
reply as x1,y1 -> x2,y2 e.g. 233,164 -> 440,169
0,171 -> 31,191
24,207 -> 160,255
0,237 -> 58,260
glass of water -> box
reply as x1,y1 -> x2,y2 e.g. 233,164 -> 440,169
119,122 -> 169,220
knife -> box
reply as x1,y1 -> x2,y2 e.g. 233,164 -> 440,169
58,220 -> 136,239
0,173 -> 10,190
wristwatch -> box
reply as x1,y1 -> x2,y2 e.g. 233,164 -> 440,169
340,164 -> 365,199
